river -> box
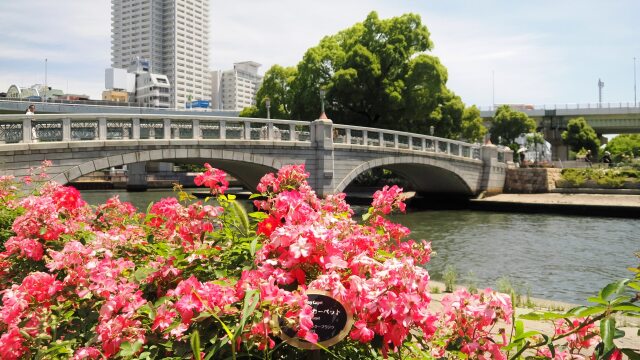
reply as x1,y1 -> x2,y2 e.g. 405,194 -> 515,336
80,189 -> 639,304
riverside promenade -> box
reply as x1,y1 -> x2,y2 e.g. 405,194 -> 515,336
471,193 -> 640,217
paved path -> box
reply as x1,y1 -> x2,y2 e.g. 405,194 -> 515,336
479,193 -> 640,207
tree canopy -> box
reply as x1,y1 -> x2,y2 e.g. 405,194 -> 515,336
243,11 -> 485,140
489,105 -> 537,146
561,117 -> 600,155
239,65 -> 297,119
605,133 -> 640,161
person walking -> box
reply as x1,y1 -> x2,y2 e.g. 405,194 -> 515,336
585,150 -> 593,167
25,104 -> 35,115
25,104 -> 37,141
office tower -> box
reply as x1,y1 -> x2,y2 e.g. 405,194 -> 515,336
211,61 -> 263,111
111,0 -> 211,108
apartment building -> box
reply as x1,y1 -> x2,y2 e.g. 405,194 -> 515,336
211,61 -> 262,111
111,0 -> 211,108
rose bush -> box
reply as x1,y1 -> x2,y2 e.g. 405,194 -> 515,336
0,162 -> 637,359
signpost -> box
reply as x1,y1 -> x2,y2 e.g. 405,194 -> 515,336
280,290 -> 354,350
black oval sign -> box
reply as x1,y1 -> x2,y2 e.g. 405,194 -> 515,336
280,290 -> 353,349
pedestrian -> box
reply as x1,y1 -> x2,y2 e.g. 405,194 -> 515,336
25,104 -> 37,141
585,150 -> 592,167
25,104 -> 35,115
602,151 -> 612,167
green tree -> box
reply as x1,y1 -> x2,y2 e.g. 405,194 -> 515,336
460,105 -> 487,143
605,133 -> 640,161
489,105 -> 536,146
280,11 -> 462,137
240,65 -> 297,119
526,132 -> 545,162
561,117 -> 600,156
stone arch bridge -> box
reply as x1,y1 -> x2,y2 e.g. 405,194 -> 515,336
0,114 -> 513,197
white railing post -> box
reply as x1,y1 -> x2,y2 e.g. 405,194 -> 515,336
192,119 -> 200,139
447,142 -> 451,154
289,124 -> 296,141
220,120 -> 226,139
99,117 -> 107,140
62,118 -> 71,141
394,133 -> 399,148
378,132 -> 383,147
163,119 -> 171,139
363,130 -> 368,146
244,121 -> 251,140
421,138 -> 426,151
23,118 -> 32,143
267,122 -> 274,140
345,128 -> 351,144
132,118 -> 140,139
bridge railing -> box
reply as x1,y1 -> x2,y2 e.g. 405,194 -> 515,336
479,102 -> 640,112
332,124 -> 482,161
0,114 -> 312,144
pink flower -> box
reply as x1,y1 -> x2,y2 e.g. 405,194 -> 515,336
72,347 -> 101,360
194,163 -> 229,195
351,320 -> 375,342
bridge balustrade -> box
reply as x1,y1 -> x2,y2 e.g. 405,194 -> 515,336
332,124 -> 482,161
0,114 -> 314,144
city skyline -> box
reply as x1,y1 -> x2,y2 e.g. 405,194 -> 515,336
1,0 -> 639,109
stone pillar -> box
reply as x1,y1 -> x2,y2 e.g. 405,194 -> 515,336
62,118 -> 71,141
192,119 -> 200,139
479,143 -> 506,195
220,120 -> 226,139
132,118 -> 140,139
311,118 -> 335,197
289,124 -> 297,141
163,119 -> 171,139
98,117 -> 107,140
22,118 -> 32,143
126,162 -> 148,191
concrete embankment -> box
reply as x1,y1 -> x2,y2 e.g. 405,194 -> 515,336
470,193 -> 640,218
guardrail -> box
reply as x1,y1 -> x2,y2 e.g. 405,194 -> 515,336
479,102 -> 640,112
0,114 -> 498,162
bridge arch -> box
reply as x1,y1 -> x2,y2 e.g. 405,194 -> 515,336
50,148 -> 286,192
334,156 -> 478,195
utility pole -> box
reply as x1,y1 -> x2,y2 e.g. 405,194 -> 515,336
598,78 -> 604,107
492,70 -> 495,110
634,57 -> 637,107
44,58 -> 48,103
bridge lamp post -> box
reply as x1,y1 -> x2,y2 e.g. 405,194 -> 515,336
429,125 -> 434,137
265,97 -> 271,119
319,88 -> 326,117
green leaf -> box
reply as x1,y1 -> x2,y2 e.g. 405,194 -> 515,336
599,279 -> 629,301
249,236 -> 258,257
570,305 -> 607,317
600,317 -> 616,354
614,328 -> 626,339
621,348 -> 640,360
236,290 -> 260,339
512,330 -> 541,342
612,304 -> 640,312
117,340 -> 144,357
229,200 -> 250,235
190,330 -> 202,360
587,296 -> 609,305
519,311 -> 566,321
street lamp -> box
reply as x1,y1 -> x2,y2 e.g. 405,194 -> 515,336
319,88 -> 326,116
429,125 -> 434,137
265,97 -> 271,119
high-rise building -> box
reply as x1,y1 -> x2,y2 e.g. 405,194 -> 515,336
110,0 -> 211,109
211,61 -> 262,111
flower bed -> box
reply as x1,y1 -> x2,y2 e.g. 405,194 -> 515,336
0,162 -> 637,359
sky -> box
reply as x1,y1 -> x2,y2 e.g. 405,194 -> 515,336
1,0 -> 639,108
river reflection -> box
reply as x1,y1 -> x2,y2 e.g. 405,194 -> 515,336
80,189 -> 639,304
